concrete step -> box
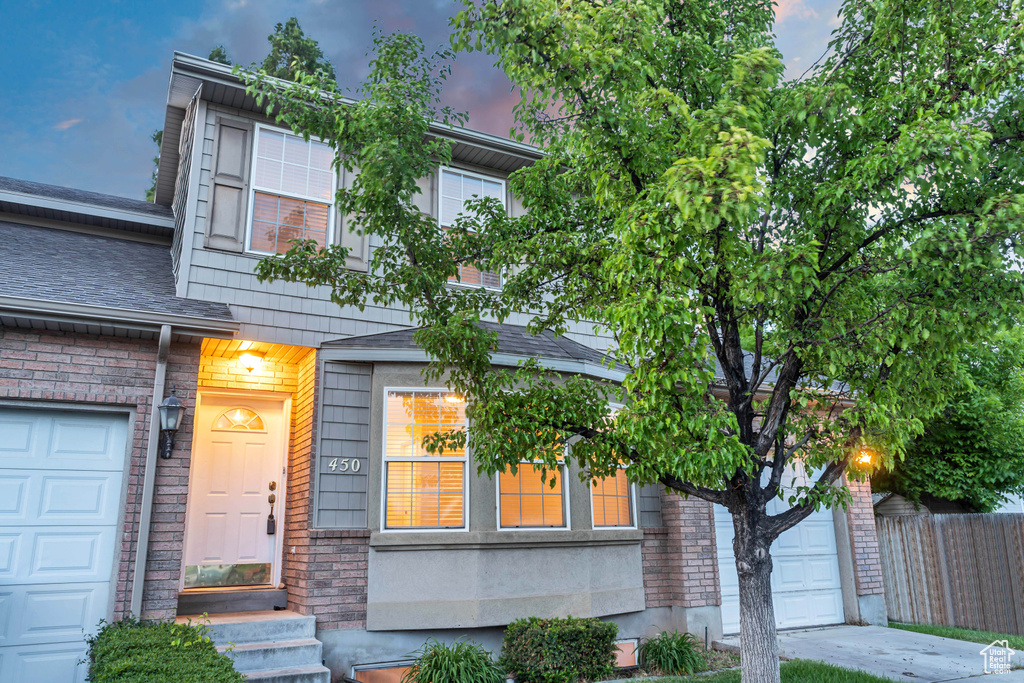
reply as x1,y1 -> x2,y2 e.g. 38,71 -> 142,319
243,664 -> 332,683
178,588 -> 288,615
194,611 -> 316,646
220,638 -> 323,673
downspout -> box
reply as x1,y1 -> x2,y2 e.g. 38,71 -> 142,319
130,323 -> 172,617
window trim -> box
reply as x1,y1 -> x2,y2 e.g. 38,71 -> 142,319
590,403 -> 638,530
495,448 -> 572,532
438,165 -> 507,291
351,661 -> 415,682
590,466 -> 638,531
244,122 -> 338,256
380,386 -> 469,534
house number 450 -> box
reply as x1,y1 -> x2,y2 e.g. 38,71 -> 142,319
329,458 -> 360,473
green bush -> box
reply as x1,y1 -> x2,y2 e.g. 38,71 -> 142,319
638,630 -> 706,675
499,616 -> 618,683
86,616 -> 244,683
402,637 -> 506,683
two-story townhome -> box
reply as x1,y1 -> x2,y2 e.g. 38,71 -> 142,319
0,52 -> 887,683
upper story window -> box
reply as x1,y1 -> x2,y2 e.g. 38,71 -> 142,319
382,389 -> 468,531
439,168 -> 505,289
248,126 -> 336,255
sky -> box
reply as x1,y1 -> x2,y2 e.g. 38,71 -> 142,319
0,0 -> 842,201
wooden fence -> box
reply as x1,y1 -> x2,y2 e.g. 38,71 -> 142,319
876,514 -> 1024,635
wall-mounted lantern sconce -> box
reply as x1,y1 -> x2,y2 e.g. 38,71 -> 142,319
157,388 -> 185,459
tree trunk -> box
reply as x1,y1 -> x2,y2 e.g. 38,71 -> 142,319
735,513 -> 781,683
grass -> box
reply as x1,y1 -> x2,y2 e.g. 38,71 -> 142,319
889,621 -> 1024,650
623,659 -> 898,682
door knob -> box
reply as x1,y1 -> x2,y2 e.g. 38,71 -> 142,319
268,493 -> 277,505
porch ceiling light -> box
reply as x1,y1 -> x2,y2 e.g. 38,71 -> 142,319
856,446 -> 876,467
157,389 -> 185,459
239,351 -> 265,373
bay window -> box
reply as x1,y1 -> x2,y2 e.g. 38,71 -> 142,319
382,389 -> 467,530
498,454 -> 568,530
439,167 -> 504,289
248,126 -> 336,254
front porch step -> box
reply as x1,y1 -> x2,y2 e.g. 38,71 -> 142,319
178,588 -> 288,615
219,638 -> 323,673
176,611 -> 327,683
243,665 -> 331,683
197,611 -> 316,645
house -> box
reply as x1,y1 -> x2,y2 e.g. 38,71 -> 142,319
873,492 -> 1024,516
0,52 -> 887,683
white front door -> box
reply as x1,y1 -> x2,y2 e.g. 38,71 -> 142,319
715,463 -> 845,634
0,407 -> 128,683
183,393 -> 288,589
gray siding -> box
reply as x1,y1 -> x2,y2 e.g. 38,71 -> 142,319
181,102 -> 612,351
638,484 -> 663,528
316,361 -> 372,528
171,91 -> 200,280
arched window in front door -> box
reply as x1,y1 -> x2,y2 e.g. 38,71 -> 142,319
212,406 -> 266,432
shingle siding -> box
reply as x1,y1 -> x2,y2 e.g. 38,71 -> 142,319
316,362 -> 372,529
181,103 -> 612,351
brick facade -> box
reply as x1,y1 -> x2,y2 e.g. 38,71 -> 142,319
641,491 -> 721,609
0,327 -> 202,622
846,476 -> 885,596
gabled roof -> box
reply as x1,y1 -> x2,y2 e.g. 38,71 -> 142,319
0,175 -> 173,238
156,52 -> 544,206
0,220 -> 235,338
321,321 -> 625,381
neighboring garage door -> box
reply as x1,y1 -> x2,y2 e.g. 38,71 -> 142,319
715,467 -> 845,634
0,408 -> 128,683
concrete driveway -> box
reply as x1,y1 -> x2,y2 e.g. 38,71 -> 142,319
717,625 -> 1023,682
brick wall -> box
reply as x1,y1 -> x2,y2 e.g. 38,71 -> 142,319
845,476 -> 885,596
641,491 -> 721,609
197,352 -> 299,393
0,328 -> 201,622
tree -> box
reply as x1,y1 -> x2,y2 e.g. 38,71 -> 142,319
873,333 -> 1024,512
260,17 -> 336,82
242,1 -> 1024,680
208,45 -> 232,65
144,129 -> 162,203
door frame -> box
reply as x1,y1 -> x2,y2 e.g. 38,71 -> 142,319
180,388 -> 292,592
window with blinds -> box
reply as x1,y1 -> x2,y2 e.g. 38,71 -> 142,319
591,467 -> 634,528
248,126 -> 336,254
382,389 -> 467,530
439,167 -> 505,289
498,461 -> 568,529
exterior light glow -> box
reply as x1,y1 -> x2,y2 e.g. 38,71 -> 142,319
239,352 -> 265,373
444,394 -> 465,404
856,446 -> 876,466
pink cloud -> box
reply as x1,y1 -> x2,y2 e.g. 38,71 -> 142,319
53,118 -> 83,131
775,0 -> 819,23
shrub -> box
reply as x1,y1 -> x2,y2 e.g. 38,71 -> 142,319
637,630 -> 705,675
86,616 -> 244,683
499,616 -> 618,683
402,637 -> 506,683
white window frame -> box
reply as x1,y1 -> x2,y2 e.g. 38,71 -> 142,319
437,165 -> 507,291
245,122 -> 338,256
380,386 -> 469,533
351,661 -> 415,682
590,403 -> 638,530
495,447 -> 571,532
590,465 -> 638,530
614,638 -> 641,668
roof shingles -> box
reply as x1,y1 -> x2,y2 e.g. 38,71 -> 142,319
0,221 -> 232,321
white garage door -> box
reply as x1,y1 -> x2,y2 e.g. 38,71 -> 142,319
0,408 -> 128,683
715,467 -> 845,634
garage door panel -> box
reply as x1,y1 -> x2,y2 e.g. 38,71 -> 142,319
0,470 -> 122,526
0,407 -> 127,675
0,641 -> 90,683
715,494 -> 844,634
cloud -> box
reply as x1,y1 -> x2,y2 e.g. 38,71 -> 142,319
53,118 -> 83,131
775,0 -> 820,24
